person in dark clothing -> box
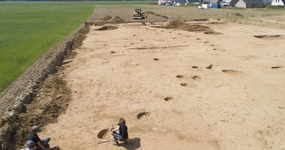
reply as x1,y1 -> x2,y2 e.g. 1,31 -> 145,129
29,126 -> 50,150
111,118 -> 129,145
21,140 -> 37,150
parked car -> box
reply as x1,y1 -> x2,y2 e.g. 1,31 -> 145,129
175,2 -> 182,5
221,2 -> 231,7
223,4 -> 230,7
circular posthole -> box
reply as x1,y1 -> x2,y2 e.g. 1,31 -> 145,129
97,129 -> 108,139
164,96 -> 173,101
153,58 -> 159,61
206,64 -> 212,69
192,75 -> 201,80
180,83 -> 187,86
176,75 -> 183,78
137,112 -> 149,120
192,66 -> 198,69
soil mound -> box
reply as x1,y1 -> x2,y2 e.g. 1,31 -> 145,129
102,15 -> 112,21
95,26 -> 118,31
182,24 -> 222,35
155,21 -> 222,35
182,24 -> 210,32
108,16 -> 125,24
164,19 -> 186,28
204,30 -> 222,35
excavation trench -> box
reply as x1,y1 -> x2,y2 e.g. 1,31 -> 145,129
0,22 -> 91,150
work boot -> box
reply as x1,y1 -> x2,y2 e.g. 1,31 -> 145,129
113,140 -> 119,146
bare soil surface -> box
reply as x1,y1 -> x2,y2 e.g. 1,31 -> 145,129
13,19 -> 285,150
5,6 -> 284,150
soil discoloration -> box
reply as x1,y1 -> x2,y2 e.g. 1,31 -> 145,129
204,31 -> 222,35
271,66 -> 283,69
95,26 -> 118,31
176,75 -> 184,78
254,35 -> 284,39
192,75 -> 201,80
206,64 -> 213,69
222,69 -> 243,74
164,96 -> 173,101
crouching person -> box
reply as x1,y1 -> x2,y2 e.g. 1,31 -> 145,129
111,118 -> 129,146
29,126 -> 50,150
21,140 -> 37,150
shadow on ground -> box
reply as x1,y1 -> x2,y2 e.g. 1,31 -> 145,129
121,137 -> 141,150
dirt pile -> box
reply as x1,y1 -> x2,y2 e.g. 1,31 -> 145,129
162,20 -> 221,35
108,16 -> 125,24
182,24 -> 210,32
164,19 -> 186,28
183,24 -> 222,35
204,30 -> 222,35
101,15 -> 112,21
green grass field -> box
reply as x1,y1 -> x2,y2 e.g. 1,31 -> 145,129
0,2 -> 150,92
0,2 -> 95,91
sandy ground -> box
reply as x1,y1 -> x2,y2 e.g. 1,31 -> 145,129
39,21 -> 285,150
